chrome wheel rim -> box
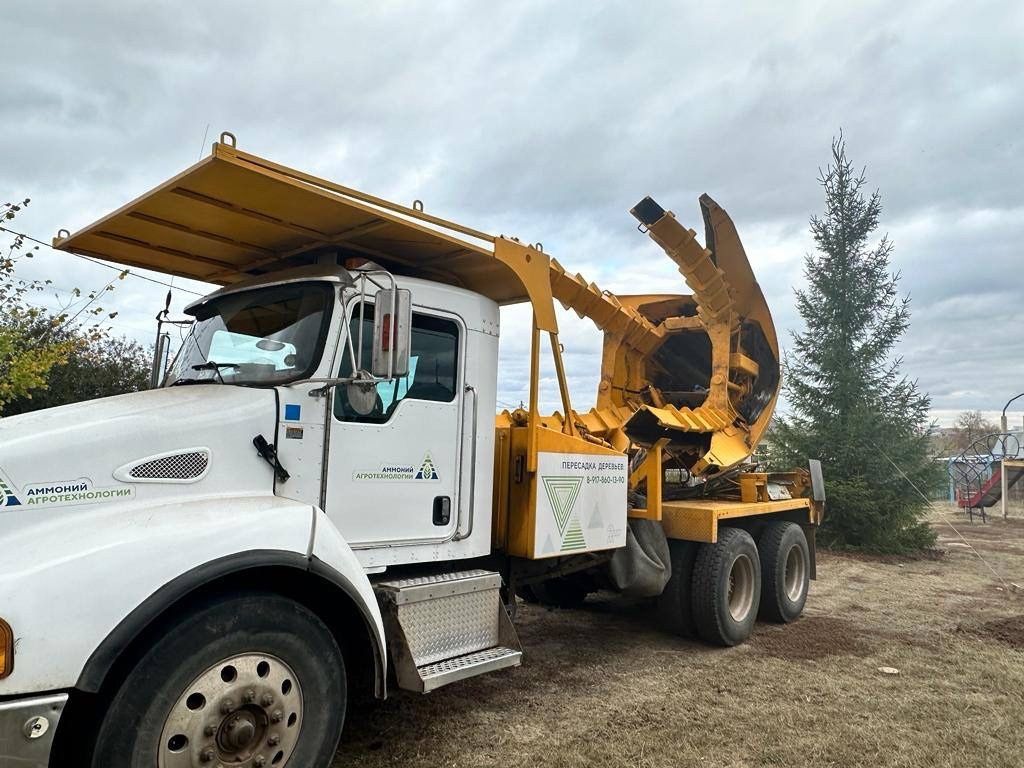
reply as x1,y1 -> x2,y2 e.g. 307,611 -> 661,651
784,545 -> 807,602
158,653 -> 303,767
727,554 -> 755,622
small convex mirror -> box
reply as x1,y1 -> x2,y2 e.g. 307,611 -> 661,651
346,370 -> 378,416
371,288 -> 412,378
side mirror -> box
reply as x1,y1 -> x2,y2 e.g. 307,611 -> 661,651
371,288 -> 412,378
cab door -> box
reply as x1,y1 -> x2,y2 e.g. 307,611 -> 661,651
325,301 -> 463,546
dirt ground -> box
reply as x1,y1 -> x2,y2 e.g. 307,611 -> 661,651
333,503 -> 1024,768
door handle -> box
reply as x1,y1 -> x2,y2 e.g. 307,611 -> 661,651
454,384 -> 478,541
433,496 -> 452,526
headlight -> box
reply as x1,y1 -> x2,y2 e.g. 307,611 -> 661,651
0,618 -> 12,678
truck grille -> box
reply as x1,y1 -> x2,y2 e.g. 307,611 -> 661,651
128,451 -> 209,480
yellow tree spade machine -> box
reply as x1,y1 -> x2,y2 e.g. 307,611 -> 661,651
0,134 -> 822,768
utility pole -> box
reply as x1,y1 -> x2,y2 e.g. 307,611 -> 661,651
1001,393 -> 1024,519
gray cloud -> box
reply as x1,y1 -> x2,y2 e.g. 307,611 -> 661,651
3,0 -> 1022,424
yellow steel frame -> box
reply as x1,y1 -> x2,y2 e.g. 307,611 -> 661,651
661,498 -> 819,544
627,438 -> 668,521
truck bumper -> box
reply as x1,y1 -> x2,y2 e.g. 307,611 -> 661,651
0,693 -> 67,768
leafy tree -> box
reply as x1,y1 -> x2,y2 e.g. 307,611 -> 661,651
770,136 -> 941,553
2,328 -> 150,416
946,410 -> 999,454
0,199 -> 74,411
1,198 -> 127,414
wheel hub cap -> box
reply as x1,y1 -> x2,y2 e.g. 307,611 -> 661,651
727,554 -> 755,622
217,709 -> 261,755
784,545 -> 807,601
158,653 -> 303,767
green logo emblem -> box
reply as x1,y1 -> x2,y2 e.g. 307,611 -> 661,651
542,476 -> 585,551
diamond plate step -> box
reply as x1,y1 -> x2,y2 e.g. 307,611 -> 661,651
375,569 -> 500,605
374,570 -> 522,693
418,646 -> 523,692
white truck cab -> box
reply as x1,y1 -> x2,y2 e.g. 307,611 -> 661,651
167,263 -> 501,567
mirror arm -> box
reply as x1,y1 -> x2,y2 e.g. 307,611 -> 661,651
287,374 -> 381,398
308,380 -> 340,398
274,376 -> 350,397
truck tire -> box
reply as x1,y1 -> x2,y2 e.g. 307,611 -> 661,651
656,539 -> 698,637
91,592 -> 346,768
691,527 -> 761,646
757,521 -> 810,623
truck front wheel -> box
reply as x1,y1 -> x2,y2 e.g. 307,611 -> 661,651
91,592 -> 346,768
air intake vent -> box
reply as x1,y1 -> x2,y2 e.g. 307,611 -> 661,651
130,452 -> 208,479
115,449 -> 211,484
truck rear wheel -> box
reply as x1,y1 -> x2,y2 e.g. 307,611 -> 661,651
691,527 -> 761,646
91,592 -> 346,768
656,539 -> 698,637
758,521 -> 810,622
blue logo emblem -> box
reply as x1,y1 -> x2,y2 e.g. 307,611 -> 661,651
414,453 -> 439,480
0,476 -> 22,507
284,404 -> 301,421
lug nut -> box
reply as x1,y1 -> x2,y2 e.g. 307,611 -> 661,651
204,724 -> 217,737
254,756 -> 266,767
268,734 -> 280,746
244,689 -> 256,703
270,710 -> 283,723
220,698 -> 236,715
260,693 -> 274,707
200,747 -> 216,763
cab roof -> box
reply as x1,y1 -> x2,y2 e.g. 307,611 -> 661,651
53,137 -> 536,305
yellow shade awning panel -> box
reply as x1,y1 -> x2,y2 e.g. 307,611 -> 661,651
54,139 -> 539,307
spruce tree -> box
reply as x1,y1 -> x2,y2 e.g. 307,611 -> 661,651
771,136 -> 940,553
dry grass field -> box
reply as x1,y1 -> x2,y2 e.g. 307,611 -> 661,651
334,503 -> 1024,768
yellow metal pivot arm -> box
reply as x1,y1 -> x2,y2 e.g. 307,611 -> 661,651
630,197 -> 735,327
548,260 -> 665,355
624,196 -> 780,474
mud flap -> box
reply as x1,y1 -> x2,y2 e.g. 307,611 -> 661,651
608,518 -> 672,597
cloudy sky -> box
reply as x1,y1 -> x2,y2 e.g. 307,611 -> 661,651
4,0 -> 1023,427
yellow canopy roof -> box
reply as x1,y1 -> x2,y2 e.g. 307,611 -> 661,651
54,139 -> 538,306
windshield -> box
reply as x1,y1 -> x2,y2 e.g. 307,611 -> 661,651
166,281 -> 334,387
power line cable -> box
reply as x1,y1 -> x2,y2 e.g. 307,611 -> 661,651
0,225 -> 205,296
198,123 -> 210,161
872,442 -> 1018,591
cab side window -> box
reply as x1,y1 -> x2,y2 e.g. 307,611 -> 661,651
334,303 -> 459,423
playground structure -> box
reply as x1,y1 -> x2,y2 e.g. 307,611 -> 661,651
950,433 -> 1024,521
